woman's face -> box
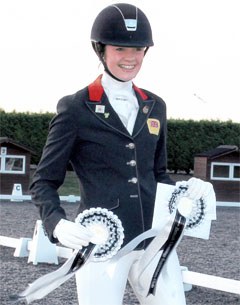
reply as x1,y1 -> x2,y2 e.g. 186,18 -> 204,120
104,45 -> 146,81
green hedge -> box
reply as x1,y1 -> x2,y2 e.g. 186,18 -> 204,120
167,119 -> 240,173
0,111 -> 54,164
1,111 -> 239,173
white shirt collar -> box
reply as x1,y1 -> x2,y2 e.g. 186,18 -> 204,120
101,72 -> 133,93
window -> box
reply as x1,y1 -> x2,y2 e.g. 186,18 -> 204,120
211,162 -> 240,181
233,165 -> 240,179
0,155 -> 26,174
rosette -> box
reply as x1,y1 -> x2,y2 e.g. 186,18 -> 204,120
152,182 -> 216,239
75,207 -> 124,261
168,185 -> 206,229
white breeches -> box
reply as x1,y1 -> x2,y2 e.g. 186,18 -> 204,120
75,249 -> 186,305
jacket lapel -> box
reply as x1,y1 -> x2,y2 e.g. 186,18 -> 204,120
132,86 -> 155,137
85,75 -> 155,137
86,75 -> 130,136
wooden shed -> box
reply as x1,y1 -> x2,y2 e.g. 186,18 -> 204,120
194,145 -> 240,203
0,137 -> 34,195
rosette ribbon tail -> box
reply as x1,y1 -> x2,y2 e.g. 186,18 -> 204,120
147,209 -> 187,296
9,244 -> 97,304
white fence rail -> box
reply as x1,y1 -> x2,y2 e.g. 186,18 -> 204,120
1,193 -> 239,207
0,220 -> 239,295
0,194 -> 80,202
181,268 -> 240,295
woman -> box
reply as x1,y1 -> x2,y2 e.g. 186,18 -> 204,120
30,3 -> 214,305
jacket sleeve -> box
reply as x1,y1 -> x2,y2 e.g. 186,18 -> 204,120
30,96 -> 79,242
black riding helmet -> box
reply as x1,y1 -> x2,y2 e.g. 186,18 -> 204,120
91,3 -> 154,81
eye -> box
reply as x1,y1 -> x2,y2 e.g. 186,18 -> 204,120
115,47 -> 124,52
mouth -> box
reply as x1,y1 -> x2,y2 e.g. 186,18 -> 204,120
119,64 -> 135,70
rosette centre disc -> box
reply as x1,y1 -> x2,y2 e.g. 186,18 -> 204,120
88,223 -> 109,245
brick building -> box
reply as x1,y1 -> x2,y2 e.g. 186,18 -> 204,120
194,145 -> 240,203
0,137 -> 34,194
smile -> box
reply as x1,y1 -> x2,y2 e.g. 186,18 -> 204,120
119,64 -> 135,70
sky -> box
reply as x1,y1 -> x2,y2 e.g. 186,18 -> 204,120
0,0 -> 239,122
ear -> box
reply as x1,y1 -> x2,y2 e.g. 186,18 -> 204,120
92,42 -> 105,60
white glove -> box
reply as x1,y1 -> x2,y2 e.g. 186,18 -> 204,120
54,219 -> 94,250
176,177 -> 213,200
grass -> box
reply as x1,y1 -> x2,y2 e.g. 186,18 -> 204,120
30,169 -> 80,196
58,171 -> 80,196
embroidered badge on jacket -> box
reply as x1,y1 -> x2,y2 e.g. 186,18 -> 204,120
95,105 -> 105,114
147,118 -> 160,135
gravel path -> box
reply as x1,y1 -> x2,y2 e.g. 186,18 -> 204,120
0,201 -> 239,305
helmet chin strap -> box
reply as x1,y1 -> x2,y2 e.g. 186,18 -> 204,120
103,63 -> 125,83
92,42 -> 125,82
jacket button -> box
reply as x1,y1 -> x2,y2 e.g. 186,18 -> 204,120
127,160 -> 136,167
126,143 -> 135,149
128,177 -> 138,184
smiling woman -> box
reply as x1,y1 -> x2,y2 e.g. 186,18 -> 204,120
27,3 -> 216,305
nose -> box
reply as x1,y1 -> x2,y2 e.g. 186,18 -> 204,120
124,48 -> 137,60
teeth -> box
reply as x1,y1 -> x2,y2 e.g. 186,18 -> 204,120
120,65 -> 135,70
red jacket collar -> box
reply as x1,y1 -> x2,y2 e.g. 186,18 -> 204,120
88,75 -> 148,102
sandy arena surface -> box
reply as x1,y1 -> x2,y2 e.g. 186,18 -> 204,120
0,201 -> 239,305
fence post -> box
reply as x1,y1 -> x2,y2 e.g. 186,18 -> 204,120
28,220 -> 58,265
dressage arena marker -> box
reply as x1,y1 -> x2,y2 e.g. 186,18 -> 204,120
0,220 -> 239,295
10,184 -> 23,202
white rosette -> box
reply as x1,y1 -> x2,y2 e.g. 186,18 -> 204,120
153,183 -> 216,239
168,185 -> 206,229
75,207 -> 124,261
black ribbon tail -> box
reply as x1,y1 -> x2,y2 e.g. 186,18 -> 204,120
147,210 -> 186,296
68,243 -> 96,274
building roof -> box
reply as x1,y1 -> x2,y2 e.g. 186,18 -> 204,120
0,137 -> 34,154
195,145 -> 239,159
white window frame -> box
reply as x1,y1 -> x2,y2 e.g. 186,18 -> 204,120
211,162 -> 240,181
0,154 -> 26,174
